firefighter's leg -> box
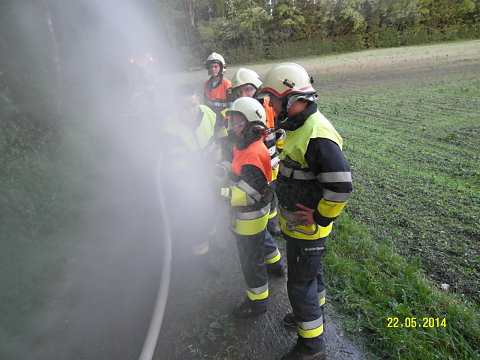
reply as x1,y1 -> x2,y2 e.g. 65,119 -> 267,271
189,197 -> 219,275
285,235 -> 326,356
267,182 -> 281,236
233,229 -> 269,318
264,230 -> 286,277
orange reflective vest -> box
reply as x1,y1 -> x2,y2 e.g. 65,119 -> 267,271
263,97 -> 276,129
232,139 -> 273,183
204,77 -> 232,109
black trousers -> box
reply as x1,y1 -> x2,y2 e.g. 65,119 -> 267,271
235,229 -> 268,297
285,234 -> 326,353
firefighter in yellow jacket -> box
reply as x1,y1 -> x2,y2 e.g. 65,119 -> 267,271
220,97 -> 273,318
161,84 -> 222,273
259,63 -> 353,360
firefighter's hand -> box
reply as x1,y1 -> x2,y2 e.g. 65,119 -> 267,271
295,203 -> 315,225
214,161 -> 231,185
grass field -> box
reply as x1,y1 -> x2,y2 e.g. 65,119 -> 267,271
320,69 -> 480,302
308,41 -> 480,359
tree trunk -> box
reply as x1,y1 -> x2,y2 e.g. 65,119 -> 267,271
185,0 -> 195,27
43,0 -> 63,114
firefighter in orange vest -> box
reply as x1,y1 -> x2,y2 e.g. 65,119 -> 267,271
219,97 -> 273,318
204,52 -> 232,121
230,68 -> 286,276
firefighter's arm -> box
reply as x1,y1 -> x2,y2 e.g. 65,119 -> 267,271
220,165 -> 267,207
306,138 -> 353,227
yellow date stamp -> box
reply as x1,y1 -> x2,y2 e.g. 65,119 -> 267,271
387,317 -> 447,328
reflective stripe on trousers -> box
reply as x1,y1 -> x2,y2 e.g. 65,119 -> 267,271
246,283 -> 269,301
297,317 -> 324,338
264,230 -> 281,265
192,240 -> 209,256
318,289 -> 326,307
235,229 -> 269,302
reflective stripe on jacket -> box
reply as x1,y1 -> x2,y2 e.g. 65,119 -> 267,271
204,77 -> 232,109
224,139 -> 272,235
277,110 -> 351,240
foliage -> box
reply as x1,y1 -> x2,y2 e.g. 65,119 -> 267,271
138,0 -> 480,66
198,5 -> 271,61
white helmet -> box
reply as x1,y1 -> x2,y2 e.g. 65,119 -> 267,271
228,97 -> 266,124
231,68 -> 262,91
259,62 -> 315,98
205,52 -> 226,74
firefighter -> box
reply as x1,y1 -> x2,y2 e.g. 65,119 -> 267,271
204,52 -> 232,120
259,63 -> 352,360
219,97 -> 273,318
160,84 -> 221,273
230,68 -> 285,276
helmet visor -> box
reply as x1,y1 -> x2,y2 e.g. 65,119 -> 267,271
227,112 -> 247,137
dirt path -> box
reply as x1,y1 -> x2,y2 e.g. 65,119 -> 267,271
155,227 -> 369,360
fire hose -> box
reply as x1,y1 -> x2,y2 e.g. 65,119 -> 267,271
138,153 -> 172,360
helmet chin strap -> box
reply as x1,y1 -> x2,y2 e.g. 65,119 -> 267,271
277,93 -> 318,126
275,96 -> 290,126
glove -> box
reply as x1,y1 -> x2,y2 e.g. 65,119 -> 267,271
263,188 -> 274,203
214,161 -> 231,185
219,187 -> 231,203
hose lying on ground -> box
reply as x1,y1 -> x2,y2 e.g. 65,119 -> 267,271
138,153 -> 172,360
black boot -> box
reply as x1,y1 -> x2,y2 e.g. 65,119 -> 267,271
232,298 -> 268,319
282,312 -> 297,329
280,339 -> 326,360
196,253 -> 220,275
267,257 -> 286,277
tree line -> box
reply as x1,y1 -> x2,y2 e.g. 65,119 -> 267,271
0,0 -> 478,145
153,0 -> 479,64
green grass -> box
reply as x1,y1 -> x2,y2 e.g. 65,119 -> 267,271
319,77 -> 480,302
312,49 -> 480,359
325,214 -> 479,360
0,120 -> 97,359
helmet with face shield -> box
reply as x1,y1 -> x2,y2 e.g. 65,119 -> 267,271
227,97 -> 267,138
259,62 -> 315,99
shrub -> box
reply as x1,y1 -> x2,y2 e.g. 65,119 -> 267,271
377,27 -> 402,48
331,34 -> 366,52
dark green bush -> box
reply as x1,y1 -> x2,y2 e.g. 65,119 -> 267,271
224,45 -> 266,64
402,28 -> 430,46
331,34 -> 366,53
376,28 -> 401,48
